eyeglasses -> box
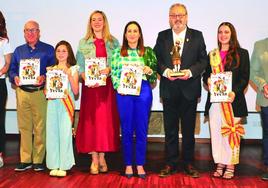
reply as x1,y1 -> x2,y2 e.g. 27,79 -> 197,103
24,28 -> 39,33
169,14 -> 186,19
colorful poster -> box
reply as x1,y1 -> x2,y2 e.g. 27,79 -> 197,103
85,57 -> 107,86
19,59 -> 40,85
46,69 -> 68,99
118,63 -> 143,96
210,71 -> 232,102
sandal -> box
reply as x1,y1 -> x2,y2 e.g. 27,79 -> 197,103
99,154 -> 108,173
99,162 -> 108,173
90,162 -> 99,175
213,163 -> 225,178
223,165 -> 234,179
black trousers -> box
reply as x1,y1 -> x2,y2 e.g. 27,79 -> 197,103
0,79 -> 7,153
162,88 -> 197,168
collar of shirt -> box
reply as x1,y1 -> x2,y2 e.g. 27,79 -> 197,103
26,40 -> 41,51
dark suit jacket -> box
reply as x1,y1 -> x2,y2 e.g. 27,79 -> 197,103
154,28 -> 208,100
203,48 -> 250,117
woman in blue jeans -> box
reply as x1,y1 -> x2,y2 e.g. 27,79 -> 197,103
111,21 -> 157,179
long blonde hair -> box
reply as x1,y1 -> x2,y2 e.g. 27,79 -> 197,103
84,10 -> 114,43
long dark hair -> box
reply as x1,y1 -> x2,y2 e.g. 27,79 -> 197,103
0,11 -> 8,39
217,22 -> 240,69
120,21 -> 145,57
54,40 -> 76,68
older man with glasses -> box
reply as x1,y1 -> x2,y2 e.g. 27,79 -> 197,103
154,3 -> 208,178
9,20 -> 55,172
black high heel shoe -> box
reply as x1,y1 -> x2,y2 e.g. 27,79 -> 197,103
125,173 -> 133,179
138,173 -> 146,179
137,165 -> 146,179
124,166 -> 133,179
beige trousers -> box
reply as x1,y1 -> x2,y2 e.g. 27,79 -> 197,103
16,87 -> 47,163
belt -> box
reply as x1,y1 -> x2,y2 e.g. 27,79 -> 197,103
20,85 -> 44,93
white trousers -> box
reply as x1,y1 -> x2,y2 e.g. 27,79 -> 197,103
209,103 -> 241,165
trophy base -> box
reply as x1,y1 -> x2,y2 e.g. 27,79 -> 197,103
170,71 -> 185,77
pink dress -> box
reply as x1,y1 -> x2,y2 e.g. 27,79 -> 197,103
75,38 -> 120,153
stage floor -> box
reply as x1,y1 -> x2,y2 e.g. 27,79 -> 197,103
0,137 -> 268,187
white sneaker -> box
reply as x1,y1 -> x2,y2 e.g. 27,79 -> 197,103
49,169 -> 58,176
57,170 -> 66,177
0,156 -> 3,168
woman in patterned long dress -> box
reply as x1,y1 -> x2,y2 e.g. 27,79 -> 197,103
203,22 -> 250,179
111,21 -> 157,179
75,10 -> 120,174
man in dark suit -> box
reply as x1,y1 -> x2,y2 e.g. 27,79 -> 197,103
154,3 -> 208,178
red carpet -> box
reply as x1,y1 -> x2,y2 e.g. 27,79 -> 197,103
0,138 -> 268,187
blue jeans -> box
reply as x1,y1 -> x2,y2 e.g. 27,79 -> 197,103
261,106 -> 268,166
116,80 -> 152,165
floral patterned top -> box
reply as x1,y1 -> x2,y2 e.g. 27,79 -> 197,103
111,47 -> 157,90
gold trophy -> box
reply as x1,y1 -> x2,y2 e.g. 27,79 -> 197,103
170,41 -> 185,77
